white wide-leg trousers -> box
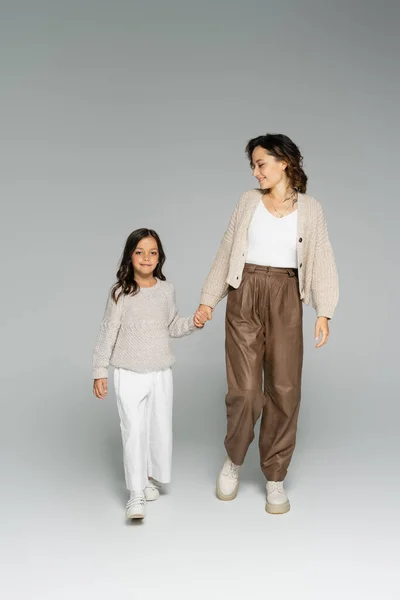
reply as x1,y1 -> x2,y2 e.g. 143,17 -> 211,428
113,368 -> 173,492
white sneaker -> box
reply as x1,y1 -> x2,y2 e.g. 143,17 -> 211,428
144,480 -> 160,501
216,456 -> 240,501
265,481 -> 290,514
126,493 -> 146,519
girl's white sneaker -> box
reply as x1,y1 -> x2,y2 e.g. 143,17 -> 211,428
126,493 -> 146,519
144,480 -> 161,501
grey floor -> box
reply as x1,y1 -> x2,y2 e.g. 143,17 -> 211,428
2,370 -> 399,600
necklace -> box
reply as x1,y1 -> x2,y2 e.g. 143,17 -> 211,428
269,190 -> 298,218
271,202 -> 289,218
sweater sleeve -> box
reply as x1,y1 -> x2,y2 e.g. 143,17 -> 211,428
167,284 -> 197,339
92,290 -> 124,379
311,203 -> 339,319
199,199 -> 239,308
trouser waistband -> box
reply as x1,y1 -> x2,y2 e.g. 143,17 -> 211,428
244,263 -> 298,277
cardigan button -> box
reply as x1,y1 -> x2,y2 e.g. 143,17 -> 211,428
299,237 -> 303,243
300,263 -> 303,268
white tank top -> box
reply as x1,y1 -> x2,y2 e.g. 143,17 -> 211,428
246,200 -> 298,268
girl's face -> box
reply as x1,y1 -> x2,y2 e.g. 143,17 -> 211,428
251,146 -> 288,190
132,236 -> 159,278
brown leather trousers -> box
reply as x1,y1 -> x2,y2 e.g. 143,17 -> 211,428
224,264 -> 303,481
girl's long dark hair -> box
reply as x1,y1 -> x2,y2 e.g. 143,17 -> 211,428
245,133 -> 308,193
111,228 -> 166,303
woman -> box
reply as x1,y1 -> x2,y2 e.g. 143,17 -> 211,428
198,133 -> 339,514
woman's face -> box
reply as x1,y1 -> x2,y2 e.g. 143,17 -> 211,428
251,146 -> 287,190
131,236 -> 159,278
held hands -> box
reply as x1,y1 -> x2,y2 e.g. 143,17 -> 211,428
315,317 -> 330,348
93,378 -> 108,399
193,308 -> 209,328
194,304 -> 213,328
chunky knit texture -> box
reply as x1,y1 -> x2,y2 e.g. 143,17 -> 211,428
200,189 -> 339,318
92,280 -> 196,379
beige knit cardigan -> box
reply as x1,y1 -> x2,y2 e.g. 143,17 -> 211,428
200,189 -> 339,319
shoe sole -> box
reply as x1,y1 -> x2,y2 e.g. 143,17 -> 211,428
216,478 -> 239,501
265,500 -> 290,514
127,513 -> 145,519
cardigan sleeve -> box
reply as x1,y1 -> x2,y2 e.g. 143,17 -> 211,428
311,203 -> 339,319
199,200 -> 240,308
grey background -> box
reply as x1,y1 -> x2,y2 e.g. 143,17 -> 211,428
1,1 -> 399,598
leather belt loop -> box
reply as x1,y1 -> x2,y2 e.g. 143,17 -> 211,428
244,263 -> 257,273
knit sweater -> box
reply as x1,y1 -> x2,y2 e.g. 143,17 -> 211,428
92,280 -> 196,379
200,189 -> 339,318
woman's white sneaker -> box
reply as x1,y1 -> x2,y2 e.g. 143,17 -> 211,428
216,456 -> 240,500
144,480 -> 160,501
265,481 -> 290,514
126,493 -> 146,519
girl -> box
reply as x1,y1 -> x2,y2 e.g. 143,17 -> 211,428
92,228 -> 207,520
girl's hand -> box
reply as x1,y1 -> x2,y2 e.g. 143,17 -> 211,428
194,309 -> 208,328
315,317 -> 330,348
93,378 -> 108,399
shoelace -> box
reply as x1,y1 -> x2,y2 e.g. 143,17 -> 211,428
127,495 -> 145,508
267,482 -> 284,493
228,462 -> 239,479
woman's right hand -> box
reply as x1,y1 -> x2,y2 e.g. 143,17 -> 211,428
197,305 -> 213,321
93,378 -> 108,399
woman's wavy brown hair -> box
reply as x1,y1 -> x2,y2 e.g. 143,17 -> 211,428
245,133 -> 308,193
111,228 -> 166,303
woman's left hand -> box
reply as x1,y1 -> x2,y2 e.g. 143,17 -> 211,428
194,309 -> 208,328
315,317 -> 330,348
